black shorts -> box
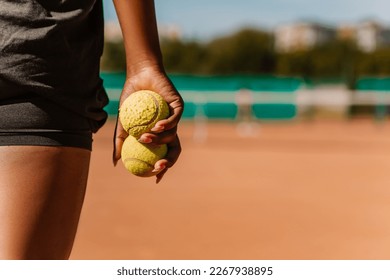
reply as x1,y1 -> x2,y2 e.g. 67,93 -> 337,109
0,94 -> 95,151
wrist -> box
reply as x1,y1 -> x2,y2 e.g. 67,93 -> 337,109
125,53 -> 164,77
122,60 -> 171,93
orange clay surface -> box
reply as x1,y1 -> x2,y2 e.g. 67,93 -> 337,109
71,119 -> 390,259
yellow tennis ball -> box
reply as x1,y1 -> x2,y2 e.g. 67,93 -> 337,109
119,90 -> 170,138
121,135 -> 168,177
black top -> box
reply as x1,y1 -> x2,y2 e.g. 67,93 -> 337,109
0,0 -> 108,132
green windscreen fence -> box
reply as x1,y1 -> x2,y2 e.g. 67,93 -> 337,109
168,74 -> 301,92
354,77 -> 390,119
101,73 -> 301,120
356,77 -> 390,91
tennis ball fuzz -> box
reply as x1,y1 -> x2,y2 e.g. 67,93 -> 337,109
121,135 -> 168,177
119,90 -> 170,138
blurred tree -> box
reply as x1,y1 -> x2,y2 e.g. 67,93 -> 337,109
160,38 -> 206,73
160,28 -> 275,75
276,51 -> 311,77
275,40 -> 359,80
101,41 -> 126,72
203,28 -> 275,74
101,26 -> 390,82
356,47 -> 390,76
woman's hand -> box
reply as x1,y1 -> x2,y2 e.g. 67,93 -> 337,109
113,65 -> 183,183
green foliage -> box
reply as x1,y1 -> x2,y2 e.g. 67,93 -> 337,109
160,28 -> 275,75
101,41 -> 126,72
275,40 -> 359,81
101,27 -> 390,81
356,47 -> 390,76
203,29 -> 275,74
160,38 -> 207,73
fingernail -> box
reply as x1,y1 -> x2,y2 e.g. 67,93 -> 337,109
138,135 -> 152,144
151,125 -> 164,132
152,164 -> 166,173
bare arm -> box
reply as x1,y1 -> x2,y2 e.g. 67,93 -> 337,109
113,0 -> 162,73
112,0 -> 183,183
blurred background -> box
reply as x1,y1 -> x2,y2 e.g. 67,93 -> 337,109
71,0 -> 390,259
102,0 -> 390,121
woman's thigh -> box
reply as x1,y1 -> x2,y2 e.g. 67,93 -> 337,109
0,146 -> 91,259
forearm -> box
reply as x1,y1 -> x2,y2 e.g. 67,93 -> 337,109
112,0 -> 163,75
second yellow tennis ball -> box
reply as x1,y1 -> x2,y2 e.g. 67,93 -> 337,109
119,90 -> 170,138
121,136 -> 168,177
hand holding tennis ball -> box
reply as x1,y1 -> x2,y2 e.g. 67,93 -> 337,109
119,90 -> 170,138
121,135 -> 168,177
119,90 -> 170,177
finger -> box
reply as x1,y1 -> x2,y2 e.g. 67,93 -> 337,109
138,127 -> 178,145
143,158 -> 167,184
113,115 -> 128,166
165,134 -> 182,167
151,98 -> 184,133
153,135 -> 182,183
156,167 -> 168,184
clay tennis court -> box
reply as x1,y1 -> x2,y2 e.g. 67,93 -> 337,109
70,118 -> 390,259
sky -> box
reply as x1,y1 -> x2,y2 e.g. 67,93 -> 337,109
103,0 -> 390,40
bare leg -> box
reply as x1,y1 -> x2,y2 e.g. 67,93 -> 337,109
0,146 -> 91,259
